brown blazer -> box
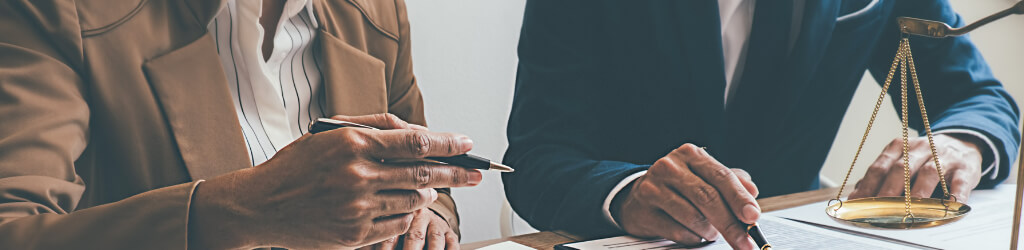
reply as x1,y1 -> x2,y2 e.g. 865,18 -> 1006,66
0,0 -> 459,248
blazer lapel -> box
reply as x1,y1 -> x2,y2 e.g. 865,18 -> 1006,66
143,33 -> 251,180
139,0 -> 249,180
183,0 -> 228,27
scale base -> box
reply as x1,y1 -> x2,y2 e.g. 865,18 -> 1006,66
826,197 -> 970,229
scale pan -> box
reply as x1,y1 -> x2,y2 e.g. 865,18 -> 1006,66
826,197 -> 970,229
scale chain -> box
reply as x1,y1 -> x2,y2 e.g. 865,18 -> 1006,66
900,39 -> 913,219
905,39 -> 953,200
832,38 -> 952,220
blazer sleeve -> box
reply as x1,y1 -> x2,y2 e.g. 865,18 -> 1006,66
867,0 -> 1020,189
387,0 -> 461,237
502,0 -> 648,236
386,0 -> 426,126
0,1 -> 205,249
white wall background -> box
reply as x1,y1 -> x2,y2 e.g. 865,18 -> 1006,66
405,0 -> 527,243
406,0 -> 1024,244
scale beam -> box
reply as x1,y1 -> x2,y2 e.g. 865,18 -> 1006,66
898,1 -> 1024,38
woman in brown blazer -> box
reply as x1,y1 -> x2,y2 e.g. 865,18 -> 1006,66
0,0 -> 478,249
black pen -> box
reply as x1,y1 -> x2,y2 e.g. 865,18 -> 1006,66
747,223 -> 772,250
308,118 -> 515,172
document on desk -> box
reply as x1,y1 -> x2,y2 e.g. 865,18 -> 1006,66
558,216 -> 914,249
477,241 -> 534,250
767,184 -> 1021,249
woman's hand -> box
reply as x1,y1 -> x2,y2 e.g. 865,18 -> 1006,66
359,208 -> 460,250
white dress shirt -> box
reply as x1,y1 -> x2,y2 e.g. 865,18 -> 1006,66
209,0 -> 325,166
600,0 -> 1000,229
720,0 -> 756,105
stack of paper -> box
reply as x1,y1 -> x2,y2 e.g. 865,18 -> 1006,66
558,185 -> 1021,249
768,184 -> 1021,249
558,216 -> 914,249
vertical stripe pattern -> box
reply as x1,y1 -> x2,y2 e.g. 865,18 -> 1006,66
210,0 -> 324,166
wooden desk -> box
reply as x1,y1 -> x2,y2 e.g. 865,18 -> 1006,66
463,187 -> 843,249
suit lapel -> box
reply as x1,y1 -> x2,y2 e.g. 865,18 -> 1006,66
673,0 -> 727,148
783,1 -> 840,87
763,0 -> 840,131
729,0 -> 794,124
728,1 -> 839,134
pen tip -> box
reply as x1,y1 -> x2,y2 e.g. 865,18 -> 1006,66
490,163 -> 515,172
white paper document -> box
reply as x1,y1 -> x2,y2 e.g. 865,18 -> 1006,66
767,184 -> 1021,250
477,241 -> 535,250
560,216 -> 914,249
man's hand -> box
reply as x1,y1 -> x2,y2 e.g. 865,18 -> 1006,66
849,134 -> 985,201
188,114 -> 481,249
612,144 -> 760,249
358,208 -> 460,250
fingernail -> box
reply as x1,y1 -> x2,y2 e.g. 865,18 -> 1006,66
742,204 -> 760,223
459,135 -> 474,152
468,171 -> 483,185
429,188 -> 438,202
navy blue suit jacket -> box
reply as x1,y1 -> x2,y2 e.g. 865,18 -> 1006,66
503,0 -> 1020,236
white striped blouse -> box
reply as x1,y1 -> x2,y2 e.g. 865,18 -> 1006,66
209,0 -> 325,166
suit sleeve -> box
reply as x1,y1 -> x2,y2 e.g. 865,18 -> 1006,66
387,0 -> 461,237
0,1 -> 203,249
867,0 -> 1020,189
502,0 -> 648,236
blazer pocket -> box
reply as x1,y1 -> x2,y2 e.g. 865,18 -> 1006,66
316,29 -> 390,117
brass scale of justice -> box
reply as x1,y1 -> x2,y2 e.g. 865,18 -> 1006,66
825,0 -> 1024,233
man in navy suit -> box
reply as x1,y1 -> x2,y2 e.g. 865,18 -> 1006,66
503,0 -> 1020,249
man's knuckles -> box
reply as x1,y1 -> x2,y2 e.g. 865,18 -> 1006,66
632,178 -> 662,202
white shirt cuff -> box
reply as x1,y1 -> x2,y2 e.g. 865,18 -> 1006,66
602,170 -> 648,230
934,129 -> 1000,180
